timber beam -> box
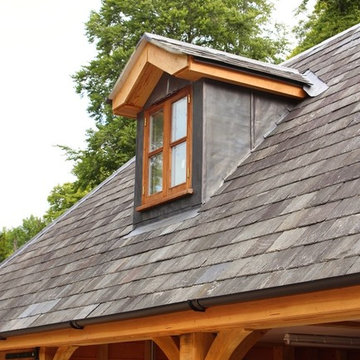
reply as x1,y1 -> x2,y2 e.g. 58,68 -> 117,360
1,286 -> 360,350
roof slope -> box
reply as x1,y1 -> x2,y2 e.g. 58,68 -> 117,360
1,24 -> 360,336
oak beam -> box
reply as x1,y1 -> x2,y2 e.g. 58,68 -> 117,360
2,286 -> 360,350
177,58 -> 307,100
152,336 -> 179,360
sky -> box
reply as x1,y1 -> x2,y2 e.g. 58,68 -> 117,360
0,0 -> 314,229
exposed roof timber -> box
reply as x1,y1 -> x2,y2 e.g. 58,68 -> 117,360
110,36 -> 308,118
112,43 -> 188,117
146,33 -> 309,85
1,285 -> 360,350
176,58 -> 307,99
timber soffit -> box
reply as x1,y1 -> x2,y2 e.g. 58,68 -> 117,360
1,25 -> 360,338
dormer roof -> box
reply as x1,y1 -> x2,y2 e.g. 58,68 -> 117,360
109,33 -> 312,118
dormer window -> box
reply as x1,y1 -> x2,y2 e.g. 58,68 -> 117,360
136,87 -> 193,211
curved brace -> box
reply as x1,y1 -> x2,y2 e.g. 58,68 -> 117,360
204,329 -> 266,360
152,336 -> 179,360
52,346 -> 78,360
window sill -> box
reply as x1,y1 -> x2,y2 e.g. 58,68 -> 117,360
136,188 -> 194,212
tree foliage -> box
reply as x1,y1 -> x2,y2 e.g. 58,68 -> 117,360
45,183 -> 89,222
67,0 -> 287,190
0,216 -> 47,263
292,0 -> 360,55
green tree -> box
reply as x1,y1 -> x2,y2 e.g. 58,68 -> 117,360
0,216 -> 47,263
67,0 -> 287,190
292,0 -> 360,55
45,183 -> 89,222
0,230 -> 12,262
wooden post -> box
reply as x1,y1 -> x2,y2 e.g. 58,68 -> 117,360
144,341 -> 153,360
180,333 -> 214,360
96,345 -> 108,360
335,350 -> 347,360
273,346 -> 295,360
39,348 -> 56,360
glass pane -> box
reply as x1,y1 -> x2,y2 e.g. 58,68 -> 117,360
171,97 -> 187,142
171,142 -> 186,187
149,152 -> 163,194
150,110 -> 164,151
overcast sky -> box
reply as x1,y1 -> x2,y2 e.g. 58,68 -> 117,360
0,0 -> 314,229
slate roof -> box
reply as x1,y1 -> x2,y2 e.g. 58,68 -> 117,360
1,24 -> 360,336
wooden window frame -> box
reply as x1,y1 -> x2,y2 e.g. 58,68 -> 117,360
136,87 -> 193,211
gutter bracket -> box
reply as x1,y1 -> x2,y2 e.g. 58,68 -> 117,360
187,299 -> 207,312
69,320 -> 84,330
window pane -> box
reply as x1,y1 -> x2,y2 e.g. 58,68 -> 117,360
150,110 -> 164,151
171,97 -> 187,141
149,152 -> 163,194
171,142 -> 186,187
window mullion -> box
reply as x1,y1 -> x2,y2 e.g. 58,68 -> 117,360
143,112 -> 150,201
186,89 -> 192,188
163,101 -> 171,197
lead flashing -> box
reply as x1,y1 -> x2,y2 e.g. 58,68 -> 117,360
302,70 -> 329,97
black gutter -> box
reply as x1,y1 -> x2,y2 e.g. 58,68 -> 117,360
1,273 -> 360,339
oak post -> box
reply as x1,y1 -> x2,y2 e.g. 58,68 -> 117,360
273,346 -> 295,360
96,345 -> 108,360
179,333 -> 214,360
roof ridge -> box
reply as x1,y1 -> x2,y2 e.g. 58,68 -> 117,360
0,157 -> 135,270
144,32 -> 302,76
282,22 -> 360,66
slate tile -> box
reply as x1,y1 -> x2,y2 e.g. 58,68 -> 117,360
267,228 -> 306,252
314,256 -> 358,278
321,235 -> 360,261
287,242 -> 329,269
234,216 -> 284,242
241,234 -> 279,256
346,256 -> 360,274
0,315 -> 40,332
